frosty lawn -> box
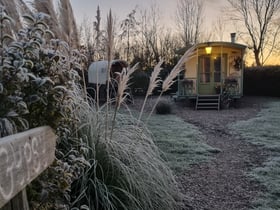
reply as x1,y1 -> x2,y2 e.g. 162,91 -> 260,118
147,114 -> 219,173
230,100 -> 280,209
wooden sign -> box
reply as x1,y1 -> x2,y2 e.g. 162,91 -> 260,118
0,126 -> 56,208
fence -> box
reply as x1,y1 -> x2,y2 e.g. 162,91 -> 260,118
0,126 -> 56,210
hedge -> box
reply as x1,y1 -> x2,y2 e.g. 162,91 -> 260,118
244,66 -> 280,97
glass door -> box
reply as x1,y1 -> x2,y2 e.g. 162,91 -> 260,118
198,55 -> 225,95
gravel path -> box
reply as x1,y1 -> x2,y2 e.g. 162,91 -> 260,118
131,96 -> 272,210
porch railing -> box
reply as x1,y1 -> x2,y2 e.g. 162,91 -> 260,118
177,76 -> 242,97
178,78 -> 197,96
222,76 -> 242,96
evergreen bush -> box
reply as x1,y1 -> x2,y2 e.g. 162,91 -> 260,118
0,10 -> 88,208
156,100 -> 172,114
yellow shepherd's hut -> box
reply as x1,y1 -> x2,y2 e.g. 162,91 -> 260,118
175,37 -> 247,110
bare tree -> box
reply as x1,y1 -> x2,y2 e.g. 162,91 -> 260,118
176,0 -> 204,46
120,9 -> 139,62
79,16 -> 94,62
93,6 -> 102,60
212,17 -> 226,41
134,2 -> 163,68
227,0 -> 280,66
137,9 -> 153,68
144,3 -> 161,63
79,6 -> 106,63
159,29 -> 182,66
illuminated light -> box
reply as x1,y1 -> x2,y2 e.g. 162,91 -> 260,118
205,46 -> 212,54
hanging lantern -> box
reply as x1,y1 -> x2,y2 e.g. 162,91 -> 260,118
205,45 -> 212,54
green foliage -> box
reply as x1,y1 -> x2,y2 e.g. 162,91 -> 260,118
244,66 -> 280,97
0,11 -> 88,209
229,100 -> 280,209
0,7 -> 27,136
155,100 -> 172,114
0,11 -> 84,136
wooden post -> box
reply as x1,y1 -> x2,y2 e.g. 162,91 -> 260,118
1,190 -> 29,210
0,126 -> 56,209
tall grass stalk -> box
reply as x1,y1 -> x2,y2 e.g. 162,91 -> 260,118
110,63 -> 138,139
0,0 -> 21,31
96,70 -> 100,112
81,67 -> 87,101
58,0 -> 79,48
146,45 -> 196,123
67,55 -> 183,209
138,59 -> 164,123
115,64 -> 138,109
105,9 -> 114,141
72,95 -> 183,209
33,0 -> 62,38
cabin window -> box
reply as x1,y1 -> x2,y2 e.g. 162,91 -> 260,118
200,56 -> 210,83
214,56 -> 221,82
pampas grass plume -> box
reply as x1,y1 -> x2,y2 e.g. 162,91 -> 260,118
147,59 -> 164,96
138,59 -> 164,122
146,46 -> 196,123
162,45 -> 195,92
116,63 -> 138,109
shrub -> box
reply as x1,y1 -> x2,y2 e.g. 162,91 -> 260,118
0,10 -> 88,208
0,11 -> 86,136
130,69 -> 149,96
156,100 -> 172,114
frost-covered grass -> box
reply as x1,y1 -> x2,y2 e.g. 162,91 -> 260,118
230,101 -> 280,151
229,100 -> 280,209
250,157 -> 280,210
147,114 -> 220,173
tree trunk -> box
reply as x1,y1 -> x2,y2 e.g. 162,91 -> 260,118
127,26 -> 130,62
254,49 -> 261,66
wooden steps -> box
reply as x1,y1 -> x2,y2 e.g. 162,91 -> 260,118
195,95 -> 220,110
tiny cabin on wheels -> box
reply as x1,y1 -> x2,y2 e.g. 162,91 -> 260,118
87,60 -> 128,101
175,38 -> 246,110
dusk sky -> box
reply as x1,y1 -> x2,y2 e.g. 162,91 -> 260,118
70,0 -> 228,32
68,0 -> 279,65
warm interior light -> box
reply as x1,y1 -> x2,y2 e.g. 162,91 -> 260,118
205,46 -> 212,54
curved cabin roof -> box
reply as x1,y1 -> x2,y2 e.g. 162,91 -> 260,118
195,41 -> 247,50
88,59 -> 127,84
179,41 -> 247,62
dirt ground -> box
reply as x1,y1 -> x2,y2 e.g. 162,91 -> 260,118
131,96 -> 274,210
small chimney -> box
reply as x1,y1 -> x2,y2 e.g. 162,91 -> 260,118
230,33 -> 236,43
